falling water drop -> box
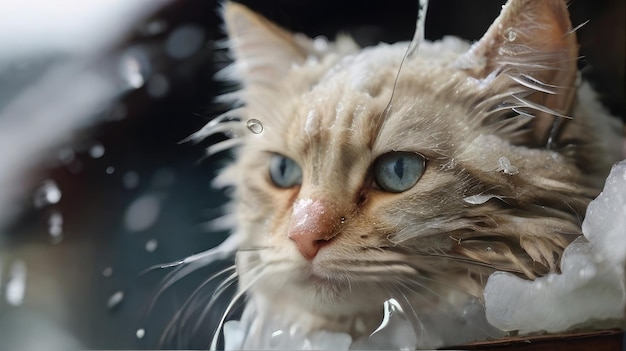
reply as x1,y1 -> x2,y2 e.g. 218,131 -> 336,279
5,260 -> 27,306
48,211 -> 63,244
119,49 -> 149,89
33,180 -> 62,208
107,291 -> 124,309
145,239 -> 158,252
140,19 -> 168,36
123,171 -> 140,189
102,267 -> 113,277
136,328 -> 146,339
166,25 -> 205,59
124,194 -> 161,232
88,143 -> 105,159
246,119 -> 264,134
57,147 -> 75,165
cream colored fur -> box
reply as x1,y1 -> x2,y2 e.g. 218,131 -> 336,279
198,0 -> 624,340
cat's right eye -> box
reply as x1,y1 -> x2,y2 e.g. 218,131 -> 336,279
269,154 -> 302,188
374,151 -> 426,193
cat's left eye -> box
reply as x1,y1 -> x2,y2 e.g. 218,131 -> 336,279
269,154 -> 302,188
374,152 -> 426,193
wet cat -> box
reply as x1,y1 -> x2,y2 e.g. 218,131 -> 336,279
192,0 -> 623,348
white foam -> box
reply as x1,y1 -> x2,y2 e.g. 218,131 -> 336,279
484,160 -> 626,333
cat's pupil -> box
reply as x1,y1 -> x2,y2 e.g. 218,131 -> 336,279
394,158 -> 405,179
374,152 -> 426,193
269,154 -> 302,188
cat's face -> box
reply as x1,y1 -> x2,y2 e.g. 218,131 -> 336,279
208,0 -> 622,334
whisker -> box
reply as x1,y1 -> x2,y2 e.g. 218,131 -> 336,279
209,270 -> 267,350
190,271 -> 242,336
182,108 -> 244,143
568,20 -> 589,35
511,94 -> 572,119
507,73 -> 559,95
144,235 -> 239,322
157,265 -> 237,347
207,138 -> 242,157
510,107 -> 535,118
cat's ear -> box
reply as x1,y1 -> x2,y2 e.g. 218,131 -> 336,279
455,0 -> 578,145
222,2 -> 315,87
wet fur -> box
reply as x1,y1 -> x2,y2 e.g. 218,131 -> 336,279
191,0 -> 623,345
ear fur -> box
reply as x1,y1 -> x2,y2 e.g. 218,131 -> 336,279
456,0 -> 579,147
222,2 -> 315,87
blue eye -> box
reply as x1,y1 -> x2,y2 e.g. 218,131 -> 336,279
374,152 -> 426,193
269,154 -> 302,188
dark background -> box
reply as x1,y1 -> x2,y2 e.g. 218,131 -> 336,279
0,0 -> 623,349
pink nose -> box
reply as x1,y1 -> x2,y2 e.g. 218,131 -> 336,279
288,198 -> 340,260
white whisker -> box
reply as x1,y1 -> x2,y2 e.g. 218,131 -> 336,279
568,20 -> 589,35
512,94 -> 572,119
207,138 -> 242,156
182,108 -> 244,143
209,270 -> 266,350
507,73 -> 558,94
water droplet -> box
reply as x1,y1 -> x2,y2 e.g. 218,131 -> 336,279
141,19 -> 168,36
136,328 -> 146,339
340,217 -> 346,224
370,298 -> 404,336
33,180 -> 62,208
102,267 -> 113,277
166,25 -> 205,59
147,74 -> 170,98
463,194 -> 497,205
246,119 -> 264,134
5,260 -> 27,306
120,50 -> 148,89
106,166 -> 115,174
57,147 -> 75,164
107,291 -> 124,309
497,156 -> 518,175
89,143 -> 105,159
124,194 -> 161,232
145,239 -> 158,252
506,27 -> 517,41
123,171 -> 140,189
485,246 -> 493,253
48,211 -> 63,244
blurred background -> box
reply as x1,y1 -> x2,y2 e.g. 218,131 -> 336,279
0,0 -> 623,349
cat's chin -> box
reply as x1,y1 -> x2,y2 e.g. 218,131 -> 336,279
252,279 -> 387,338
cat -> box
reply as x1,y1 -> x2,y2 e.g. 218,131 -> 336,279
190,0 -> 624,348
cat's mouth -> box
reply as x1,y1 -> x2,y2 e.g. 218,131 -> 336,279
302,249 -> 417,285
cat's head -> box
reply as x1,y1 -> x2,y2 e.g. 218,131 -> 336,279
204,0 -> 622,333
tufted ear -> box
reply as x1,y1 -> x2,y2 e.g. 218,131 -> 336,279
455,0 -> 579,147
222,2 -> 315,87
